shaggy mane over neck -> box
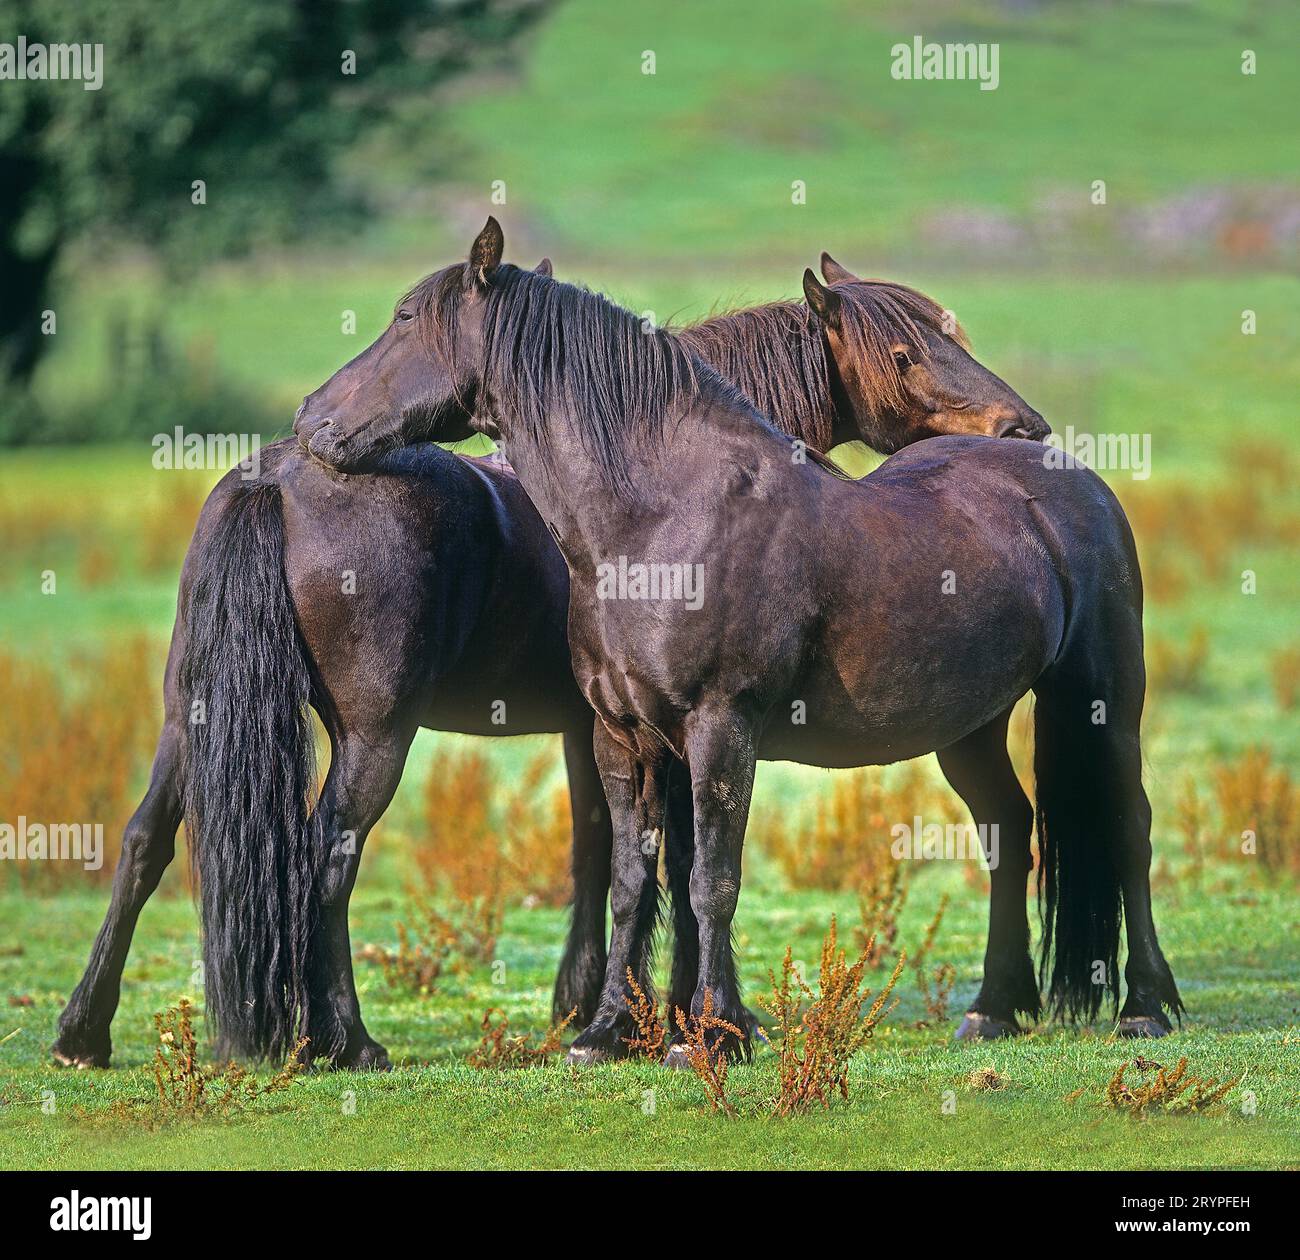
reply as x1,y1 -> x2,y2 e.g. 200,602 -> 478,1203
679,278 -> 969,453
678,303 -> 835,452
412,263 -> 743,495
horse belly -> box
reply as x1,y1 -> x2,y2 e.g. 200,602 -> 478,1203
760,613 -> 1051,768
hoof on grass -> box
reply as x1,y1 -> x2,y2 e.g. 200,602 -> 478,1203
661,1043 -> 692,1071
51,1038 -> 110,1070
954,1012 -> 1021,1041
335,1040 -> 392,1071
565,1043 -> 612,1068
1116,1014 -> 1172,1039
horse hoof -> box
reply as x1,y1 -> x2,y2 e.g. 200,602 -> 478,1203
52,1040 -> 110,1069
1117,1015 -> 1172,1039
662,1043 -> 692,1071
954,1012 -> 1020,1041
335,1041 -> 391,1071
566,1044 -> 609,1067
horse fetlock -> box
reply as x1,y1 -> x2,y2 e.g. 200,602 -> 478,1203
568,1010 -> 634,1061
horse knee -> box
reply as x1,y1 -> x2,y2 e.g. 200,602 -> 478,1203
689,871 -> 738,923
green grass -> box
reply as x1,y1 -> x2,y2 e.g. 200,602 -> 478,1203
439,0 -> 1300,261
2,870 -> 1296,1171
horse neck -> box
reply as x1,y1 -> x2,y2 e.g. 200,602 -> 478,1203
679,306 -> 839,454
494,382 -> 794,538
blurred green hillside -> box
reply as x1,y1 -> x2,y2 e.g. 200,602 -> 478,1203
18,0 -> 1300,431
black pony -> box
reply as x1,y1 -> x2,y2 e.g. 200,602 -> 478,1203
53,251 -> 1044,1068
303,220 -> 1182,1065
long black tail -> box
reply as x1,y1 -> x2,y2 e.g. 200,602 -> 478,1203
179,480 -> 321,1061
1032,685 -> 1124,1022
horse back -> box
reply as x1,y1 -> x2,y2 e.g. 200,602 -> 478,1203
269,440 -> 579,737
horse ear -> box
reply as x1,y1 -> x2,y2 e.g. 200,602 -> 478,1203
819,252 -> 860,285
533,257 -> 553,277
803,268 -> 842,328
468,217 -> 505,283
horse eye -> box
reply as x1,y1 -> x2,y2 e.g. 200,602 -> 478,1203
396,310 -> 415,323
893,350 -> 913,370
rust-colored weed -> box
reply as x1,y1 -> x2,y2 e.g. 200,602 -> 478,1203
906,896 -> 955,1026
917,962 -> 957,1026
356,889 -> 502,995
138,483 -> 207,576
756,763 -> 960,892
97,999 -> 306,1128
0,639 -> 160,889
415,747 -> 570,910
1103,1057 -> 1241,1115
1173,774 -> 1207,887
672,991 -> 745,1116
1213,746 -> 1297,880
759,917 -> 904,1116
1270,645 -> 1300,711
1147,627 -> 1209,695
622,968 -> 667,1060
855,863 -> 909,966
465,1006 -> 577,1070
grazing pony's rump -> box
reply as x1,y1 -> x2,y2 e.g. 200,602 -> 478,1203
52,246 -> 1047,1069
304,219 -> 1182,1066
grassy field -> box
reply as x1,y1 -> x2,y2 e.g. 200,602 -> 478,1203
2,873 -> 1297,1171
2,0 -> 1299,1172
1,392 -> 1297,1168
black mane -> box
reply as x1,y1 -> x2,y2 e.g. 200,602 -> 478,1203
414,263 -> 752,495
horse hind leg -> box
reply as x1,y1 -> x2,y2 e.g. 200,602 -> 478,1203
309,724 -> 417,1069
1112,747 -> 1184,1036
938,711 -> 1039,1041
1033,636 -> 1182,1034
53,722 -> 183,1068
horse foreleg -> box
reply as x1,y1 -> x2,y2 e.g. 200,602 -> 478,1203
53,723 -> 183,1068
664,761 -> 699,1021
667,706 -> 756,1066
566,722 -> 668,1064
553,721 -> 612,1028
662,759 -> 762,1058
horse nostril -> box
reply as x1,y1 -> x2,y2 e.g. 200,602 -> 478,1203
1022,413 -> 1050,441
294,414 -> 336,447
996,410 -> 1049,440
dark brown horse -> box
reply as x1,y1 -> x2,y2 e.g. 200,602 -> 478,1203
53,251 -> 1045,1069
302,220 -> 1182,1067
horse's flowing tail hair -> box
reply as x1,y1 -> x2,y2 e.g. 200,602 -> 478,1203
1032,685 -> 1124,1022
179,481 -> 322,1061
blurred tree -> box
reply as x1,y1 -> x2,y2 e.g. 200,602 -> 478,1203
0,0 -> 549,387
